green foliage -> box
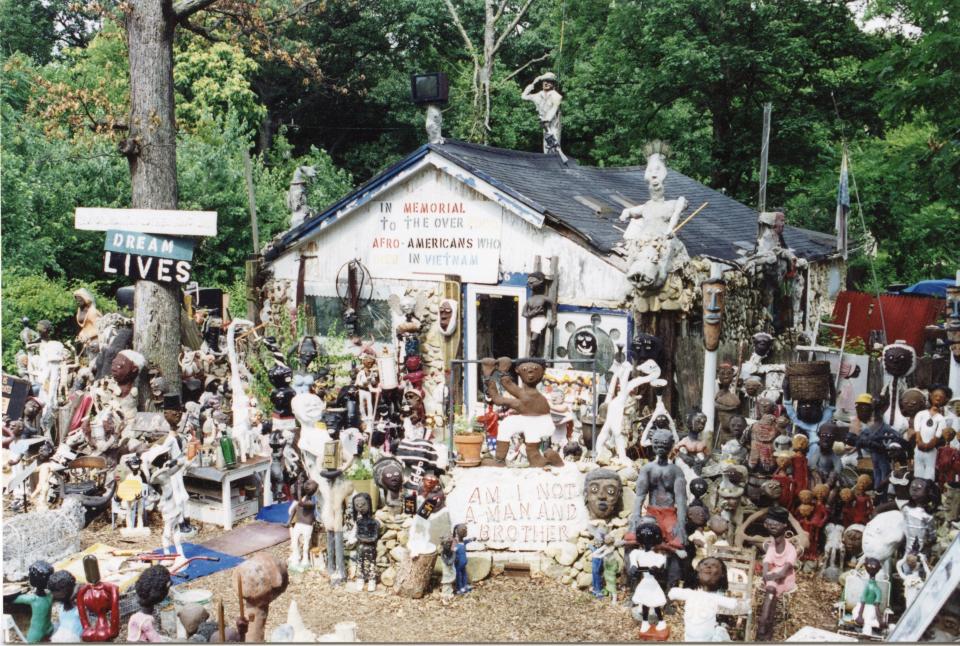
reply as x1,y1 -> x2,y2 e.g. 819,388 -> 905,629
345,459 -> 373,481
174,38 -> 266,138
0,271 -> 117,370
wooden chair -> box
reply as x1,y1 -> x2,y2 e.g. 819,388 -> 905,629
714,544 -> 756,640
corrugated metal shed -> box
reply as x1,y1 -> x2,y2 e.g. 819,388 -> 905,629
832,291 -> 946,352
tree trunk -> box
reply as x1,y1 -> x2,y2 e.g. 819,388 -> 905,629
125,0 -> 182,396
480,0 -> 495,144
393,548 -> 438,599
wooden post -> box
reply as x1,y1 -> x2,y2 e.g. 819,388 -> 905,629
393,548 -> 439,599
245,257 -> 261,326
544,256 -> 559,359
242,149 -> 260,256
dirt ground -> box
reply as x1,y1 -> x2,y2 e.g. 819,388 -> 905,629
77,514 -> 841,642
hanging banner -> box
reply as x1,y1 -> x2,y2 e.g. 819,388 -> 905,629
104,230 -> 194,261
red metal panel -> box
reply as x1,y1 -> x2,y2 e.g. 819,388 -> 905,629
832,291 -> 945,352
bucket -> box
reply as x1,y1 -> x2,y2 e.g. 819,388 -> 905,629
171,588 -> 213,638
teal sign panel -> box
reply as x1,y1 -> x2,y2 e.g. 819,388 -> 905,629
104,229 -> 194,261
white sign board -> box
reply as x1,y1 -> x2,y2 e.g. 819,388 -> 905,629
446,465 -> 587,550
75,208 -> 218,237
367,194 -> 502,284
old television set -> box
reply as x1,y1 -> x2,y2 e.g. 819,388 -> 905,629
410,72 -> 449,105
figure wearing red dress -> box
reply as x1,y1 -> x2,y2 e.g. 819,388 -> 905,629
76,556 -> 120,642
772,454 -> 796,509
791,434 -> 810,495
795,489 -> 827,560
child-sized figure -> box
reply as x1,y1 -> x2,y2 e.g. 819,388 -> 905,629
848,475 -> 875,526
629,523 -> 668,638
603,543 -> 621,605
589,530 -> 614,600
48,570 -> 81,643
667,557 -> 737,642
287,480 -> 319,570
481,357 -> 563,467
453,523 -> 474,594
854,557 -> 886,637
13,560 -> 54,643
439,536 -> 457,599
77,555 -> 120,642
353,492 -> 380,592
771,444 -> 796,508
913,385 -> 951,480
937,426 -> 960,521
757,506 -> 798,642
795,490 -> 827,561
128,565 -> 172,642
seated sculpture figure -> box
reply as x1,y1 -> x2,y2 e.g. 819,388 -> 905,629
619,141 -> 690,291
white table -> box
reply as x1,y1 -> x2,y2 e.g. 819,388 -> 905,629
184,456 -> 271,530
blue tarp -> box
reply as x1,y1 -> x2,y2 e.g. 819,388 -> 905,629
255,501 -> 293,525
901,279 -> 955,298
151,543 -> 244,585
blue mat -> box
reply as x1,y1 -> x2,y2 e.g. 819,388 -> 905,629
255,502 -> 292,525
151,543 -> 244,585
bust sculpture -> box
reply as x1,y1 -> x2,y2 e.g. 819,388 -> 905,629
584,468 -> 623,520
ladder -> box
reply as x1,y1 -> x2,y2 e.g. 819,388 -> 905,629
795,302 -> 851,390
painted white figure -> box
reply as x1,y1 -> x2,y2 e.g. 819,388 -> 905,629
895,552 -> 929,609
144,447 -> 189,567
286,166 -> 317,228
879,341 -> 917,432
596,360 -> 664,464
521,72 -> 563,154
117,454 -> 148,535
667,587 -> 737,641
739,333 -> 785,406
355,354 -> 381,424
912,407 -> 945,480
618,141 -> 690,290
288,480 -> 319,569
227,319 -> 257,462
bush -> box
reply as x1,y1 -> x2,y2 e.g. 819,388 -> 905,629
1,271 -> 117,371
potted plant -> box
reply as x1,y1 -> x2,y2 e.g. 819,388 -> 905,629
453,415 -> 484,467
345,452 -> 379,509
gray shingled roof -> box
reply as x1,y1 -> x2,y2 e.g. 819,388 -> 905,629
266,139 -> 837,263
430,140 -> 836,261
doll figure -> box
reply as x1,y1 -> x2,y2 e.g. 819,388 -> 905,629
895,551 -> 930,610
742,413 -> 778,474
912,385 -> 951,480
629,523 -> 668,637
439,536 -> 457,599
757,506 -> 797,641
667,557 -> 737,642
355,353 -> 381,424
854,557 -> 886,636
795,489 -> 827,561
902,477 -> 936,556
144,447 -> 189,567
603,541 -> 621,605
402,355 -> 426,393
937,426 -> 960,521
850,475 -> 875,525
676,411 -> 710,475
288,480 -> 319,569
771,447 -> 796,509
589,531 -> 614,600
77,556 -> 120,642
482,357 -> 563,467
48,570 -> 81,643
128,566 -> 171,642
353,492 -> 380,591
453,523 -> 474,594
117,454 -> 147,535
839,488 -> 856,527
14,561 -> 54,643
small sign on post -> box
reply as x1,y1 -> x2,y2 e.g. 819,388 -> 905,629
76,207 -> 217,237
104,230 -> 194,261
103,251 -> 193,284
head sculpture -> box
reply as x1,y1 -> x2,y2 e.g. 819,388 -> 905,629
352,491 -> 373,519
48,570 -> 77,608
134,565 -> 172,612
643,140 -> 670,199
373,456 -> 404,494
697,557 -> 728,592
900,388 -> 928,418
583,468 -> 623,520
631,334 -> 664,367
717,363 -> 736,388
882,341 -> 917,378
753,333 -> 774,359
650,427 -> 675,458
701,279 -> 726,351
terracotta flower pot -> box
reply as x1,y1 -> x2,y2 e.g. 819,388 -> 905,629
454,433 -> 484,467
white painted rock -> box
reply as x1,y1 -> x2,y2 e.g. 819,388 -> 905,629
542,561 -> 567,580
621,488 -> 636,515
576,571 -> 593,589
389,546 -> 409,563
862,510 -> 905,561
465,541 -> 485,552
546,541 -> 579,566
428,508 -> 452,545
380,566 -> 396,587
466,552 -> 492,582
620,466 -> 638,482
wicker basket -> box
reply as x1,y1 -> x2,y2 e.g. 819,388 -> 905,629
786,361 -> 831,400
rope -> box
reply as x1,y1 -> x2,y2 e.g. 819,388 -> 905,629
830,92 -> 888,344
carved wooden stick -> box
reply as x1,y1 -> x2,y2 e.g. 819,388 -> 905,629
669,201 -> 709,235
217,600 -> 225,642
236,571 -> 245,620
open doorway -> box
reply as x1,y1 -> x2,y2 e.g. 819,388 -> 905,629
465,284 -> 526,414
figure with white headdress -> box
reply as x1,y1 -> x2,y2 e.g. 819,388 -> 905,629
619,141 -> 690,291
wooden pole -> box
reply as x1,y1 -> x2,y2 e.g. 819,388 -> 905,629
758,102 -> 772,213
242,149 -> 260,255
217,600 -> 225,642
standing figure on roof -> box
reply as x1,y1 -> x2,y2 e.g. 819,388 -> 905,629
619,141 -> 690,292
521,72 -> 563,155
